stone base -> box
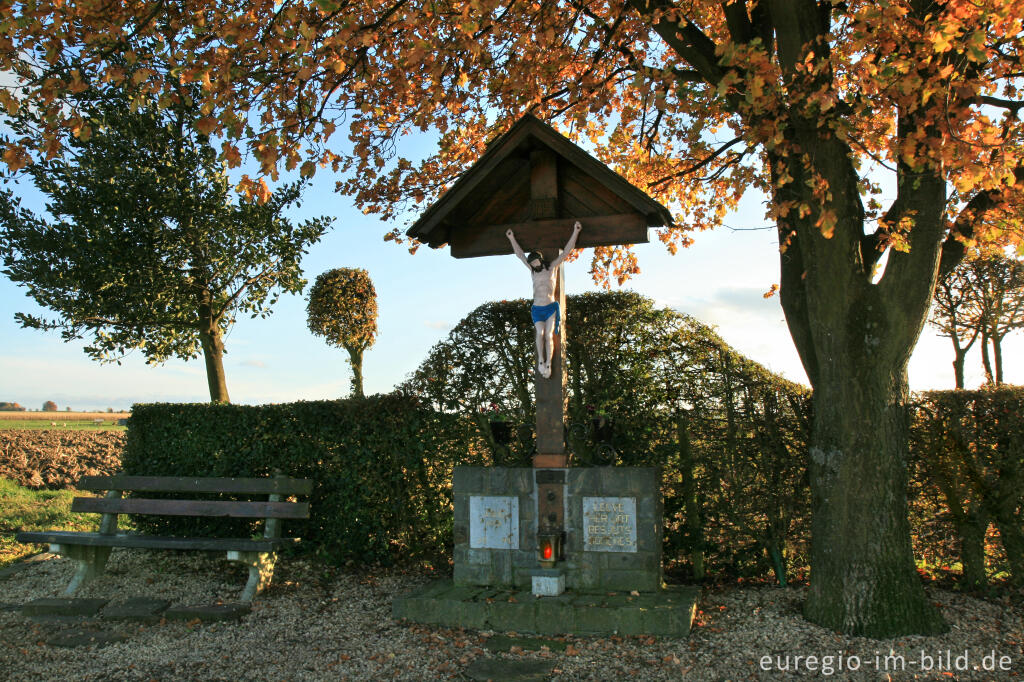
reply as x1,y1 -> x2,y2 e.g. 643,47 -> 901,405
453,466 -> 663,591
393,579 -> 698,637
164,603 -> 251,622
21,598 -> 109,618
531,569 -> 565,597
101,598 -> 170,623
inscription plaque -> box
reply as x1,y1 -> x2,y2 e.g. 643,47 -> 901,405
469,496 -> 519,549
582,496 -> 637,552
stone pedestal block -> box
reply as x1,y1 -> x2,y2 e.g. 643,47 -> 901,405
452,466 -> 662,592
531,568 -> 565,596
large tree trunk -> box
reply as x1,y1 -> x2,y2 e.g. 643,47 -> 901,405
803,359 -> 945,636
771,128 -> 948,635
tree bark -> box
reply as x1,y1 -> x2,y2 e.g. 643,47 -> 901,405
676,412 -> 705,580
953,352 -> 966,390
199,327 -> 230,403
955,515 -> 988,588
771,134 -> 948,636
197,285 -> 229,403
981,332 -> 994,385
346,346 -> 364,398
949,330 -> 972,390
995,519 -> 1024,586
992,334 -> 1005,385
802,359 -> 945,635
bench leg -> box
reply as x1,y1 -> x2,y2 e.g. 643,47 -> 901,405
227,551 -> 277,602
51,544 -> 112,595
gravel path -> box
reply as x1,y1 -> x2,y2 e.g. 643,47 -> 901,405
1,550 -> 1021,680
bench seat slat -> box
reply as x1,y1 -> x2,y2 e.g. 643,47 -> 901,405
76,475 -> 313,496
71,497 -> 310,519
16,531 -> 298,552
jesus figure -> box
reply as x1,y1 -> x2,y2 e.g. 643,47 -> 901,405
506,221 -> 582,378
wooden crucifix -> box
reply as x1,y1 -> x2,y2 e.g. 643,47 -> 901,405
407,115 -> 672,471
407,115 -> 671,557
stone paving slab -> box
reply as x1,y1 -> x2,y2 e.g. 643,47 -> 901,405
46,628 -> 131,648
0,552 -> 55,581
101,597 -> 170,623
484,635 -> 569,652
393,579 -> 698,637
464,658 -> 555,682
164,603 -> 250,622
21,598 -> 109,617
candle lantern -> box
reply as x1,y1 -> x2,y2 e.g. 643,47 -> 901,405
536,530 -> 564,568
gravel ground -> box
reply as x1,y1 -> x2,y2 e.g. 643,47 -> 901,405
0,550 -> 1021,681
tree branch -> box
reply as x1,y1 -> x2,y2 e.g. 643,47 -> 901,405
940,165 -> 1024,280
648,136 -> 745,189
624,0 -> 727,87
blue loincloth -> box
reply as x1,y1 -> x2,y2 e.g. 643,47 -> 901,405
531,302 -> 560,334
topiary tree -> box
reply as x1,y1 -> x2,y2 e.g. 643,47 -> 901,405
42,401 -> 57,412
306,268 -> 378,398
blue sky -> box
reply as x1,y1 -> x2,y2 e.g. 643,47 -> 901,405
1,134 -> 1019,411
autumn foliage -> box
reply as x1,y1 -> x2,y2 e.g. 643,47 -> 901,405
0,2 -> 1020,270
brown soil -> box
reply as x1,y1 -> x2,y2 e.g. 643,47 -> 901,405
0,430 -> 124,489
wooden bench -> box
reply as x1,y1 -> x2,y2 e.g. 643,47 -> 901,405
16,474 -> 312,602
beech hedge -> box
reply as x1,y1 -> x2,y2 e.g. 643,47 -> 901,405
122,395 -> 485,565
910,386 -> 1024,587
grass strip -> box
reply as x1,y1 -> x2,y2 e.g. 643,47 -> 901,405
0,478 -> 99,569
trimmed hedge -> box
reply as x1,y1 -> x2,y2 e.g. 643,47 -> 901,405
122,395 -> 486,565
910,386 -> 1024,586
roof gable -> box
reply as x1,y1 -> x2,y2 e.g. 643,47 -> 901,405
406,114 -> 673,258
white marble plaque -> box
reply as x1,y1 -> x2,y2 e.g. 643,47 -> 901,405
583,497 -> 637,552
469,496 -> 519,549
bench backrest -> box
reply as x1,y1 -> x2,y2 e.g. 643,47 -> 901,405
77,475 -> 313,496
72,475 -> 312,520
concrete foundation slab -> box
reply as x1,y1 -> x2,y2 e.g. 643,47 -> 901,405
393,579 -> 698,637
